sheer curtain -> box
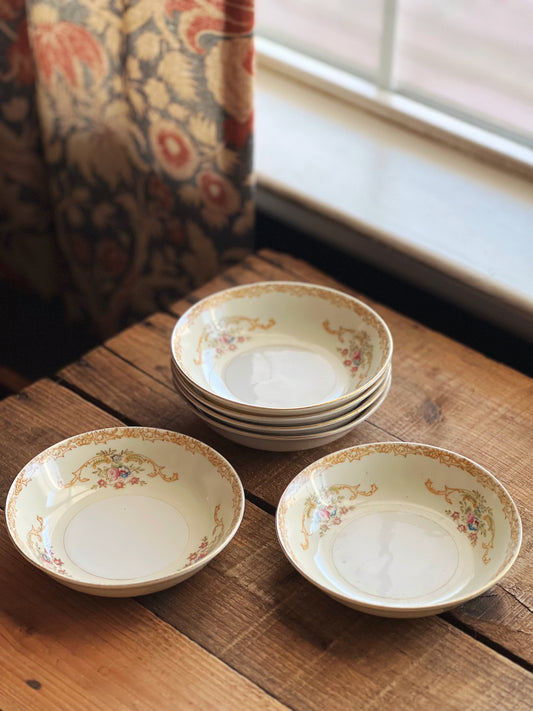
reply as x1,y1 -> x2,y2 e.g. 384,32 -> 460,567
0,0 -> 255,337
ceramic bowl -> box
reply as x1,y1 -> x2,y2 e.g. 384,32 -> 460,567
195,379 -> 391,451
171,282 -> 392,416
6,427 -> 245,597
276,442 -> 522,616
171,358 -> 391,427
175,367 -> 391,436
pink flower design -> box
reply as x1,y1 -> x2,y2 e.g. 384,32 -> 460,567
107,467 -> 121,480
32,22 -> 105,88
114,481 -> 125,489
166,0 -> 254,55
130,477 -> 139,485
97,479 -> 107,487
458,524 -> 466,533
451,511 -> 460,520
197,172 -> 240,216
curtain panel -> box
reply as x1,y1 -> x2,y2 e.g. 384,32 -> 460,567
0,0 -> 255,337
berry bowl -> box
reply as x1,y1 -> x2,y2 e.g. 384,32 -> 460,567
6,427 -> 245,597
276,442 -> 521,617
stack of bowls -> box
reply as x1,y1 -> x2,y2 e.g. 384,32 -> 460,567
170,282 -> 393,451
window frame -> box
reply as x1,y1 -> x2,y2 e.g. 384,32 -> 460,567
256,37 -> 533,181
253,38 -> 533,341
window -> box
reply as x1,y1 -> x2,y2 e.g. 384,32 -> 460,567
253,1 -> 533,341
256,0 -> 533,151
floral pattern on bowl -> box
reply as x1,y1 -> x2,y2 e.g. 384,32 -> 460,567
6,427 -> 245,597
300,483 -> 378,549
276,442 -> 522,617
194,315 -> 276,365
61,447 -> 180,491
425,480 -> 495,563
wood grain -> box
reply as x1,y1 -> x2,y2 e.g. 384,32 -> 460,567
251,251 -> 533,646
0,382 -> 530,711
140,502 -> 533,711
60,250 -> 533,664
0,519 -> 286,711
2,250 -> 531,710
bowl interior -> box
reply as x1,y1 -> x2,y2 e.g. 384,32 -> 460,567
6,428 -> 244,593
171,282 -> 392,413
277,442 -> 521,616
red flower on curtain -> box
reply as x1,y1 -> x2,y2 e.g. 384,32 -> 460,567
150,120 -> 199,180
32,22 -> 105,87
224,114 -> 253,148
166,0 -> 254,54
198,171 -> 239,215
7,19 -> 35,84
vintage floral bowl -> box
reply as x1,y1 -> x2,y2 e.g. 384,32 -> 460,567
276,442 -> 522,616
171,281 -> 392,416
171,358 -> 391,427
173,366 -> 391,437
6,427 -> 245,597
189,379 -> 391,452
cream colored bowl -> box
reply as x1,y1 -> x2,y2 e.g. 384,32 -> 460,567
277,442 -> 521,616
174,367 -> 391,436
172,358 -> 391,427
6,427 -> 245,597
193,379 -> 391,451
171,282 -> 392,416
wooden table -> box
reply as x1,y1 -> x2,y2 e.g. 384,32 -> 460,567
1,249 -> 531,710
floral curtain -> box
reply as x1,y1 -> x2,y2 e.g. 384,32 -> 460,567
0,0 -> 255,338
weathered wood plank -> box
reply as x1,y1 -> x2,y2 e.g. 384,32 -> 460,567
59,329 -> 395,503
252,251 -> 533,641
56,249 -> 533,665
59,323 -> 533,666
0,519 -> 286,711
2,375 -> 532,709
0,380 -> 124,507
140,501 -> 533,711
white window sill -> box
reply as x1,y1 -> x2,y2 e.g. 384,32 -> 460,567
254,50 -> 533,342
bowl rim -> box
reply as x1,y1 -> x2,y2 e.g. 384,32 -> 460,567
171,357 -> 392,425
5,426 -> 246,592
176,369 -> 392,436
171,281 -> 393,415
275,441 -> 522,615
194,378 -> 391,444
